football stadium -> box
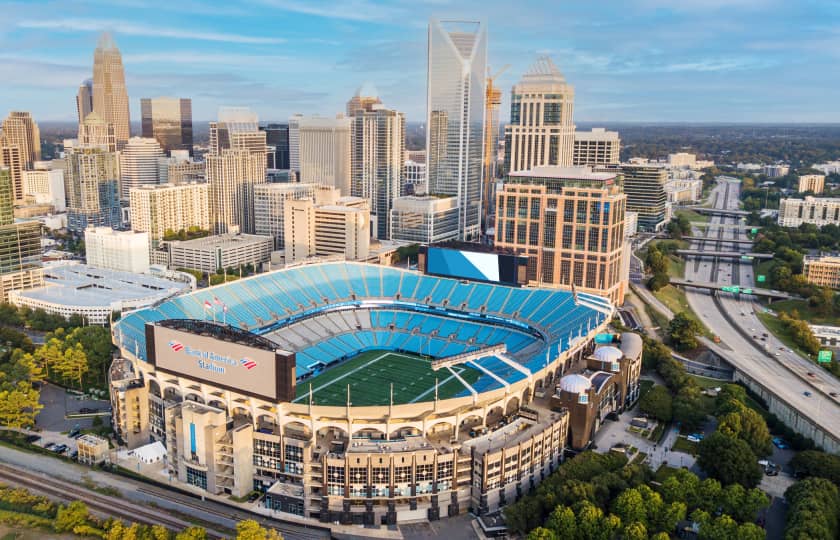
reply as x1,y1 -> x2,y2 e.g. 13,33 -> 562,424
110,253 -> 642,525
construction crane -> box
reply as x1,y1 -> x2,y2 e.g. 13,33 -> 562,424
482,64 -> 510,236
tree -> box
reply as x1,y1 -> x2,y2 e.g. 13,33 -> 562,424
639,385 -> 672,422
526,527 -> 556,540
672,387 -> 706,430
175,527 -> 207,540
0,382 -> 43,428
623,521 -> 647,540
612,488 -> 646,527
667,312 -> 702,351
717,408 -> 773,457
698,515 -> 739,540
785,477 -> 840,540
235,520 -> 283,540
545,505 -> 576,538
150,524 -> 171,540
697,432 -> 763,488
790,450 -> 840,486
56,343 -> 88,389
54,501 -> 91,533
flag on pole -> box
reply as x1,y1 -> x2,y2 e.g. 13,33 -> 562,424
203,300 -> 213,310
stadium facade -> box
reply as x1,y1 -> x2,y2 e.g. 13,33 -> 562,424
110,261 -> 641,525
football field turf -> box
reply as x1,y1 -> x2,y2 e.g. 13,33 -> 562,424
293,349 -> 482,406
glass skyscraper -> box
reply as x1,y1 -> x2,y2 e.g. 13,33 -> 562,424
425,18 -> 487,241
140,97 -> 193,155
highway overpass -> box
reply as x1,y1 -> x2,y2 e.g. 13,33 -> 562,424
684,236 -> 755,245
686,206 -> 751,217
669,278 -> 794,300
692,223 -> 760,231
677,249 -> 773,260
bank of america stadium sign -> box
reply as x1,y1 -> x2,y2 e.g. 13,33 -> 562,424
168,340 -> 257,374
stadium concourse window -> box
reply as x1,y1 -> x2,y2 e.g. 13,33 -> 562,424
186,466 -> 207,490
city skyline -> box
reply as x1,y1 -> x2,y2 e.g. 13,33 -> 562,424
1,0 -> 838,124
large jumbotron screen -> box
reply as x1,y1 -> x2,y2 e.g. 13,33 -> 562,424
423,246 -> 526,285
146,324 -> 295,402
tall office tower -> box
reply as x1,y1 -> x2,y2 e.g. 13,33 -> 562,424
65,147 -> 121,233
120,137 -> 163,200
78,112 -> 117,152
573,128 -> 620,167
621,164 -> 668,232
346,85 -> 381,116
0,111 -> 41,201
0,168 -> 13,225
298,116 -> 352,196
288,113 -> 303,174
0,146 -> 23,203
206,150 -> 265,235
494,166 -> 629,304
76,79 -> 94,124
208,107 -> 266,157
0,167 -> 43,299
504,57 -> 575,174
92,32 -> 130,149
348,95 -> 406,239
260,123 -> 290,170
253,183 -> 318,249
482,72 -> 503,232
140,97 -> 193,155
426,18 -> 487,241
129,183 -> 210,250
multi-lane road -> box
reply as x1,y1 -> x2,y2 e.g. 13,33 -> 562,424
681,178 -> 840,448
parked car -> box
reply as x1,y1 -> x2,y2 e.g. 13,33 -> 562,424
52,444 -> 68,454
772,437 -> 789,449
78,407 -> 97,414
43,442 -> 56,451
24,434 -> 41,444
69,428 -> 81,438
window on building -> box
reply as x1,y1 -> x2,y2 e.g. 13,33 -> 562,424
186,466 -> 207,490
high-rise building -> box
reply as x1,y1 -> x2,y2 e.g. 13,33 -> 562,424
288,113 -> 303,174
346,85 -> 381,116
504,57 -> 575,174
260,123 -> 290,170
92,32 -> 130,149
0,167 -> 43,292
621,164 -> 668,232
404,159 -> 427,195
483,70 -> 504,232
284,190 -> 370,263
426,18 -> 487,241
140,97 -> 193,155
389,194 -> 460,244
76,79 -> 94,125
778,197 -> 840,227
206,150 -> 265,235
23,168 -> 66,211
78,112 -> 117,152
348,93 -> 405,239
253,182 -> 318,249
494,166 -> 628,304
798,174 -> 826,194
65,147 -> 121,233
120,137 -> 163,200
0,167 -> 14,225
158,150 -> 205,184
573,128 -> 620,167
298,116 -> 352,196
208,107 -> 266,157
0,111 -> 41,201
129,183 -> 210,249
85,227 -> 150,273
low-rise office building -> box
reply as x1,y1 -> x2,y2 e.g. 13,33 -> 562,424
798,174 -> 826,194
803,255 -> 840,289
77,434 -> 110,465
573,128 -> 620,167
389,195 -> 459,244
164,233 -> 273,274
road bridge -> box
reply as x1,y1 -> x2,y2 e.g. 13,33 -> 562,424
676,249 -> 773,260
684,236 -> 755,245
693,223 -> 759,231
669,278 -> 793,300
686,206 -> 751,217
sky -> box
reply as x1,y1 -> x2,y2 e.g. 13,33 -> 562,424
1,0 -> 838,124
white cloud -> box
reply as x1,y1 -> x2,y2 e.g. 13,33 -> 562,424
17,18 -> 284,44
254,0 -> 407,23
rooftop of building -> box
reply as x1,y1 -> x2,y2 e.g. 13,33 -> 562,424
509,165 -> 617,181
167,233 -> 271,249
12,262 -> 188,308
804,254 -> 840,263
574,128 -> 620,141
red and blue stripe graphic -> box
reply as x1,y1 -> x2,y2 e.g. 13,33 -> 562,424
169,341 -> 184,352
241,358 -> 257,370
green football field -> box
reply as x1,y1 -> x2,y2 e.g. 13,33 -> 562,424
293,349 -> 482,406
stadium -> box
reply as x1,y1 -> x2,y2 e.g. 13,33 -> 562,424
110,257 -> 641,525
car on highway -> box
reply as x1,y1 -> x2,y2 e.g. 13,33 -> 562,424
830,392 -> 838,398
803,391 -> 812,397
807,372 -> 815,377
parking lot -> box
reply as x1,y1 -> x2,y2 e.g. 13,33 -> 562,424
31,382 -> 113,458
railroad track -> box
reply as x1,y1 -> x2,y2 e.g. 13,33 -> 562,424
0,463 -> 229,538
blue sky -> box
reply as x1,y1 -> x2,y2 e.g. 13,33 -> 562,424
1,0 -> 838,123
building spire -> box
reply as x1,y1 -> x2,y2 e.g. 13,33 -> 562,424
522,55 -> 565,83
97,31 -> 117,50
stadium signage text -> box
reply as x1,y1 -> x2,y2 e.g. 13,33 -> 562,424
169,341 -> 256,375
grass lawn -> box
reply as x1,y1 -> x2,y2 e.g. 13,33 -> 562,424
675,209 -> 710,223
754,260 -> 774,284
756,312 -> 816,362
652,285 -> 713,338
638,379 -> 655,401
769,299 -> 840,326
653,465 -> 681,483
644,302 -> 670,333
671,437 -> 699,456
294,350 -> 481,406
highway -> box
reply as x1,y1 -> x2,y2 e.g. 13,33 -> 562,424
681,178 -> 840,446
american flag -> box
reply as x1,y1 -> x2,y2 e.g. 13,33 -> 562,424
203,300 -> 213,310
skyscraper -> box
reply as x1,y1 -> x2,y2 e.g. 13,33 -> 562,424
288,113 -> 304,175
346,84 -> 381,116
65,147 -> 121,233
348,92 -> 405,239
77,112 -> 117,152
0,111 -> 41,201
76,79 -> 94,124
298,116 -> 352,196
92,32 -> 130,149
504,57 -> 575,174
253,183 -> 318,249
120,137 -> 163,200
206,108 -> 266,235
260,123 -> 290,170
621,164 -> 668,232
140,97 -> 193,155
426,18 -> 487,241
129,183 -> 210,251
